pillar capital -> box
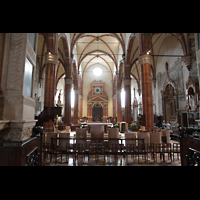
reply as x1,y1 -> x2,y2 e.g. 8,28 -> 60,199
74,88 -> 79,94
137,54 -> 153,66
65,77 -> 73,85
45,52 -> 58,65
124,77 -> 131,86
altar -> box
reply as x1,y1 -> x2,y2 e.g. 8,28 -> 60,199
82,122 -> 113,133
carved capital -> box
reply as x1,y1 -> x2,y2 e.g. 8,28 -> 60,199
124,78 -> 131,86
137,54 -> 153,66
45,52 -> 58,65
65,78 -> 73,85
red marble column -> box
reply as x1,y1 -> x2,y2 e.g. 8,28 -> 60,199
64,78 -> 72,125
79,95 -> 82,118
44,52 -> 58,132
44,62 -> 56,107
139,55 -> 154,132
73,89 -> 79,124
116,74 -> 122,123
116,89 -> 122,122
113,95 -> 116,123
124,78 -> 132,125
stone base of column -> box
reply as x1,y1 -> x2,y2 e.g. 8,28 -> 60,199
2,120 -> 37,144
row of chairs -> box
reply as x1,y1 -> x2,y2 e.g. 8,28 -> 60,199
42,127 -> 180,164
47,139 -> 180,164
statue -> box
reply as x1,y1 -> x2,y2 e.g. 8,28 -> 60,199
56,90 -> 63,107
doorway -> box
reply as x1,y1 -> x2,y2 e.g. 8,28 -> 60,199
92,104 -> 103,122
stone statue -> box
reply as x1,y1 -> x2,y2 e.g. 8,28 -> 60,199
57,90 -> 63,107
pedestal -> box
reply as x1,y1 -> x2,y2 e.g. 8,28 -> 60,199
3,120 -> 37,143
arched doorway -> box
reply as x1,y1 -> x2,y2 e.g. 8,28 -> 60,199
92,103 -> 103,122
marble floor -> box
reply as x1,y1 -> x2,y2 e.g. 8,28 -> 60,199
42,131 -> 181,166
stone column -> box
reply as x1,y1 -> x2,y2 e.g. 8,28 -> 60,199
43,52 -> 58,132
116,89 -> 122,122
113,94 -> 116,123
116,74 -> 122,123
64,78 -> 72,125
73,88 -> 79,124
44,52 -> 58,107
124,77 -> 132,125
79,94 -> 83,118
138,54 -> 154,132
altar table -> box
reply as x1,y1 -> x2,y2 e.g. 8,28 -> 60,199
82,122 -> 113,133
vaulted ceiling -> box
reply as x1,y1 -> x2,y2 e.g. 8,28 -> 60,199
71,33 -> 125,79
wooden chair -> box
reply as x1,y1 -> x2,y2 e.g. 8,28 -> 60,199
50,136 -> 62,163
155,143 -> 164,163
172,143 -> 180,162
124,144 -> 136,163
150,131 -> 162,144
146,143 -> 155,163
162,143 -> 172,162
125,132 -> 137,147
88,143 -> 97,162
155,143 -> 172,162
76,128 -> 87,150
45,132 -> 58,162
108,128 -> 119,149
138,132 -> 150,145
90,125 -> 104,143
66,143 -> 76,162
161,130 -> 171,143
107,143 -> 118,163
136,143 -> 147,164
57,132 -> 70,162
74,143 -> 85,161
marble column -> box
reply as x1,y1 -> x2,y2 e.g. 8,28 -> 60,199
138,54 -> 154,132
73,88 -> 79,124
44,52 -> 58,107
79,94 -> 83,119
124,78 -> 132,125
116,74 -> 122,123
43,52 -> 58,132
113,95 -> 116,123
116,89 -> 122,122
64,78 -> 72,125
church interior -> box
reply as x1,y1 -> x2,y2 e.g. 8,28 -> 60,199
0,33 -> 200,166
